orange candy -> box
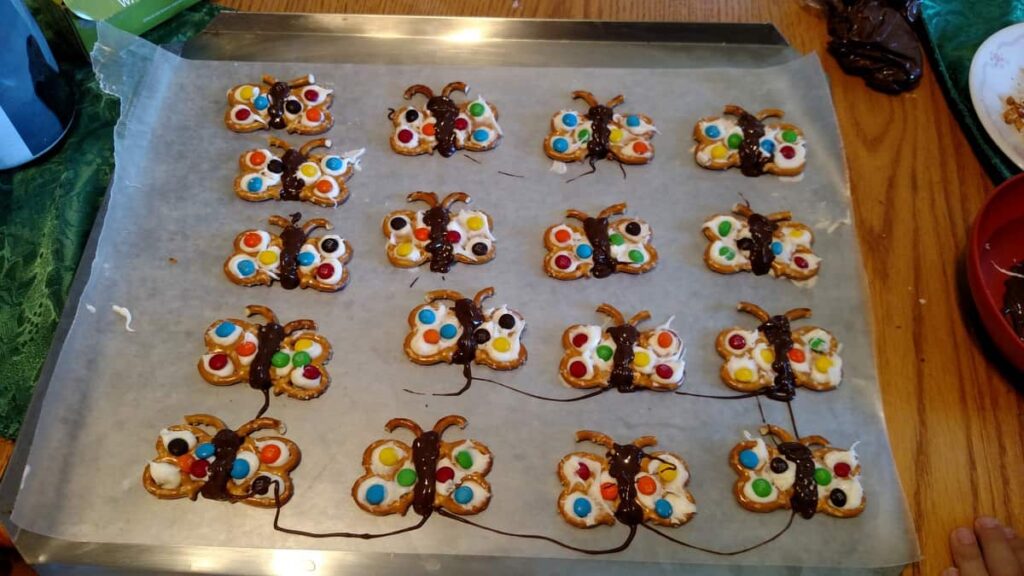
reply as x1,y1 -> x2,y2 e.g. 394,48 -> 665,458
632,141 -> 650,155
260,444 -> 282,464
414,227 -> 431,241
788,348 -> 806,363
316,179 -> 333,193
249,151 -> 266,166
657,331 -> 673,348
177,454 -> 195,472
600,482 -> 618,501
554,229 -> 571,243
424,329 -> 440,344
422,123 -> 436,136
636,475 -> 657,495
305,108 -> 322,122
243,232 -> 262,248
236,341 -> 256,356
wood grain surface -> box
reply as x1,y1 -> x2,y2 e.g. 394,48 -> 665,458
4,1 -> 1021,574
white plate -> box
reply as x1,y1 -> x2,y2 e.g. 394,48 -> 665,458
969,21 -> 1024,170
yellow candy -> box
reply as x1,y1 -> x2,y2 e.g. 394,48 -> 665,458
760,349 -> 775,363
634,351 -> 650,368
658,463 -> 677,483
467,216 -> 484,231
378,447 -> 399,466
396,242 -> 414,257
711,144 -> 728,160
609,128 -> 623,143
295,339 -> 313,352
258,250 -> 278,265
240,86 -> 253,100
789,229 -> 805,239
493,337 -> 511,353
814,357 -> 833,373
735,367 -> 754,383
300,164 -> 319,178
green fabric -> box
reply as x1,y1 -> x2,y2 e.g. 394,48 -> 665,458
0,2 -> 222,440
920,0 -> 1024,183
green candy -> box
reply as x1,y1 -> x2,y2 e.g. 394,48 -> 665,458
578,128 -> 590,141
628,249 -> 645,263
469,102 -> 485,117
596,345 -> 613,361
717,220 -> 732,237
727,133 -> 743,149
271,352 -> 290,368
396,468 -> 417,487
752,478 -> 773,497
609,233 -> 625,246
782,130 -> 798,143
291,351 -> 312,368
456,450 -> 473,469
718,246 -> 736,261
810,337 -> 827,353
814,468 -> 832,486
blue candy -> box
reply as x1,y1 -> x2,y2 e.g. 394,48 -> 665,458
472,129 -> 489,142
761,139 -> 775,154
215,322 -> 236,338
237,260 -> 256,277
704,125 -> 721,139
454,485 -> 474,504
418,309 -> 436,325
576,244 -> 593,259
325,157 -> 343,171
655,498 -> 673,519
561,113 -> 578,128
230,458 -> 250,480
366,484 -> 386,505
246,176 -> 263,192
771,242 -> 783,256
253,95 -> 269,110
572,496 -> 592,518
298,251 -> 316,266
194,443 -> 214,459
440,323 -> 458,339
552,137 -> 569,153
739,449 -> 759,469
626,115 -> 640,128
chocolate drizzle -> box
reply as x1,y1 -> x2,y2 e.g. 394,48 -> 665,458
423,206 -> 455,273
737,212 -> 779,275
582,216 -> 615,278
607,324 -> 639,392
198,429 -> 243,502
452,298 -> 484,365
735,110 -> 769,177
279,148 -> 307,201
426,95 -> 460,157
585,103 -> 614,161
777,442 -> 818,519
250,319 -> 285,417
824,0 -> 923,94
410,431 -> 441,517
267,81 -> 290,130
759,315 -> 798,401
1002,262 -> 1024,339
607,443 -> 646,525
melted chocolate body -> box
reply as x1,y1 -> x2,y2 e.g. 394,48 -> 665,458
582,216 -> 615,278
777,442 -> 818,519
736,212 -> 778,275
586,104 -> 614,160
278,214 -> 308,290
251,320 -> 285,394
607,443 -> 645,526
825,0 -> 922,94
452,298 -> 484,365
759,315 -> 798,401
427,95 -> 460,157
736,110 -> 768,177
199,429 -> 243,501
268,82 -> 290,130
423,206 -> 455,273
279,149 -> 307,201
1003,263 -> 1024,339
607,324 -> 639,392
410,431 -> 440,517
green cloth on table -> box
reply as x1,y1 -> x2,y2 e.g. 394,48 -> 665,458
0,2 -> 222,439
920,0 -> 1024,183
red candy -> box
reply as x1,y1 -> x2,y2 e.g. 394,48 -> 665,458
834,462 -> 851,478
413,227 -> 430,241
455,117 -> 469,130
657,332 -> 674,348
576,462 -> 591,481
243,232 -> 262,248
316,263 -> 335,280
260,444 -> 282,464
302,365 -> 321,380
397,129 -> 414,144
600,482 -> 618,500
236,341 -> 256,357
632,141 -> 650,155
208,353 -> 228,371
447,230 -> 461,243
794,256 -> 809,269
728,334 -> 746,350
249,151 -> 266,166
234,108 -> 251,121
655,364 -> 674,379
190,459 -> 209,478
571,333 -> 589,348
779,145 -> 796,159
788,348 -> 806,363
304,89 -> 319,102
436,466 -> 455,483
569,360 -> 587,379
555,254 -> 572,269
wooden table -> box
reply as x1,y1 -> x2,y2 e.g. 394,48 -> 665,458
3,0 -> 1021,574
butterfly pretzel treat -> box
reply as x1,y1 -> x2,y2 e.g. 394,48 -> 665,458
235,137 -> 364,207
560,304 -> 685,393
703,202 -> 820,281
382,192 -> 495,274
198,305 -> 332,410
693,105 -> 806,177
544,203 -> 657,280
353,415 -> 492,518
717,302 -> 843,401
730,425 -> 865,518
558,430 -> 695,529
389,82 -> 502,157
544,91 -> 656,169
224,213 -> 351,292
226,74 -> 333,134
143,414 -> 301,508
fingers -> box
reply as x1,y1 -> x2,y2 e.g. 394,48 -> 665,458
950,525 -> 990,576
1008,526 -> 1024,571
974,516 -> 1022,576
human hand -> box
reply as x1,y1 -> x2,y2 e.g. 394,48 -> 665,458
944,516 -> 1023,576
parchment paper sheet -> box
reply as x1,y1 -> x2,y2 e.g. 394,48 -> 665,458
12,25 -> 919,569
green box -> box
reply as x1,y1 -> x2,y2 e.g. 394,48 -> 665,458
63,0 -> 201,50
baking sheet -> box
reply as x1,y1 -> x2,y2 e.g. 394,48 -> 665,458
11,24 -> 919,569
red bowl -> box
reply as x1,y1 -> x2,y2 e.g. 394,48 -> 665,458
967,173 -> 1024,372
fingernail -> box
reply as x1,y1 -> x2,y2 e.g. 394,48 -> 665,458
1004,526 -> 1016,539
977,516 -> 1000,529
955,527 -> 976,545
